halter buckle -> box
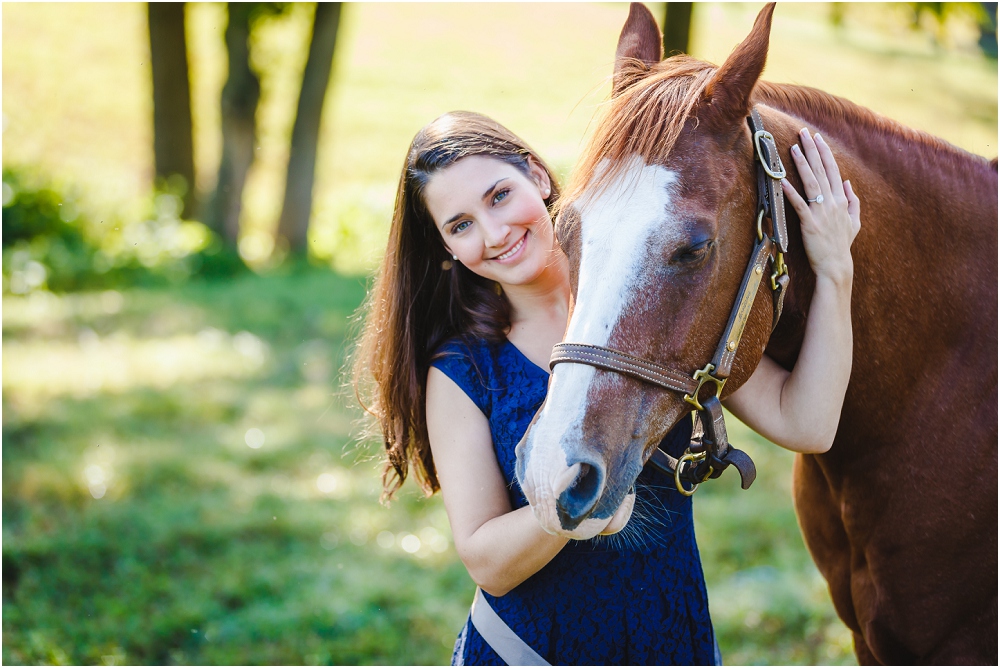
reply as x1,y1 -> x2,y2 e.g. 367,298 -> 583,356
770,251 -> 788,291
674,450 -> 712,496
754,130 -> 787,180
683,363 -> 727,412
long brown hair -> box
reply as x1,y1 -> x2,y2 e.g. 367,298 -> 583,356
353,111 -> 561,500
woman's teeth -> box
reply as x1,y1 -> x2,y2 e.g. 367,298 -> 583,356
496,235 -> 525,260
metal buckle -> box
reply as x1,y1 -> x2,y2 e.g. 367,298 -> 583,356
754,130 -> 787,180
770,251 -> 788,291
683,363 -> 727,412
674,450 -> 711,496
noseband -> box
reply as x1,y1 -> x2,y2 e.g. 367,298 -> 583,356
550,107 -> 790,496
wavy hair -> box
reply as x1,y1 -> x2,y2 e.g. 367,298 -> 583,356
353,111 -> 561,500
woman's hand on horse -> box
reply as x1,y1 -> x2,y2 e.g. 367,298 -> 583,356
781,128 -> 861,286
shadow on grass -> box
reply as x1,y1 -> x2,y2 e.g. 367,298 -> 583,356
2,266 -> 855,665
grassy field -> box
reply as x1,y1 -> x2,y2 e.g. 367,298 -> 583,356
2,268 -> 852,665
2,2 -> 996,665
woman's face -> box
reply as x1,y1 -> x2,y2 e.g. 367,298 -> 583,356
423,155 -> 557,288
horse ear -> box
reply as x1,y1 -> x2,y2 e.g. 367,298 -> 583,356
702,2 -> 775,127
613,3 -> 663,96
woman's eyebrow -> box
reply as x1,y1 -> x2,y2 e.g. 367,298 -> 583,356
442,178 -> 510,228
481,178 -> 508,201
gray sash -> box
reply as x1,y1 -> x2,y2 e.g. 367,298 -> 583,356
470,588 -> 550,666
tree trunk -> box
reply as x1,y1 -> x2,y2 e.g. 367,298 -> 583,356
147,3 -> 196,216
205,3 -> 260,245
276,3 -> 342,255
980,1 -> 998,59
662,2 -> 693,56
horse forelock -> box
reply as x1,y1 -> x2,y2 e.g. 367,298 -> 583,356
559,56 -> 718,211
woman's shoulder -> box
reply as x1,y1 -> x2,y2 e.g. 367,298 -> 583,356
429,335 -> 502,414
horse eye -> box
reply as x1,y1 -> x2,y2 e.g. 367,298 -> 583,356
673,239 -> 714,264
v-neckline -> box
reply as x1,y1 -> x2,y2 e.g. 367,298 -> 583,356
505,339 -> 551,377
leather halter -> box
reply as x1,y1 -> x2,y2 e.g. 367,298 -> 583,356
549,107 -> 789,495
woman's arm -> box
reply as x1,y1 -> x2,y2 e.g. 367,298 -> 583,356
426,367 -> 569,596
725,129 -> 861,454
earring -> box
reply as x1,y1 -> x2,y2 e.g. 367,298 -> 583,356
452,254 -> 458,261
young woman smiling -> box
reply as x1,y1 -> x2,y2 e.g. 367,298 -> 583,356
354,111 -> 860,665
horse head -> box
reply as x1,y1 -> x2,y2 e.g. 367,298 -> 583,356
516,3 -> 781,538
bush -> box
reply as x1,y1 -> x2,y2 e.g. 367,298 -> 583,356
2,168 -> 247,293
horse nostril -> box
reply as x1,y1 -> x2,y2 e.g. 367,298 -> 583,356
556,460 -> 605,529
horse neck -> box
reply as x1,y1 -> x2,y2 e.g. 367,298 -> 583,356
754,83 -> 998,367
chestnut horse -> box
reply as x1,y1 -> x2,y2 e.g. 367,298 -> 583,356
515,3 -> 997,663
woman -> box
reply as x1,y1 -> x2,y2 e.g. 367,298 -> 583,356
355,111 -> 860,664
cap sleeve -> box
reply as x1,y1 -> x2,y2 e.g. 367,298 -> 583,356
429,338 -> 494,417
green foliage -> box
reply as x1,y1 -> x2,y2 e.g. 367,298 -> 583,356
2,168 -> 247,294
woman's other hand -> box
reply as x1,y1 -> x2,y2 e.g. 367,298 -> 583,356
781,128 -> 861,286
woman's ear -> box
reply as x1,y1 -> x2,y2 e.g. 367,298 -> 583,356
527,156 -> 552,198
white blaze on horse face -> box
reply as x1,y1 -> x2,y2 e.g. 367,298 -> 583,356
522,156 -> 679,536
566,156 -> 679,345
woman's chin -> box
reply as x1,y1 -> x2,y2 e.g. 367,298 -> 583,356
599,491 -> 636,536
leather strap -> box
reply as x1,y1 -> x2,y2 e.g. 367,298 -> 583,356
748,108 -> 788,252
698,396 -> 756,489
550,343 -> 698,395
772,271 -> 789,331
647,399 -> 756,490
748,108 -> 791,332
709,235 -> 773,380
470,587 -> 550,666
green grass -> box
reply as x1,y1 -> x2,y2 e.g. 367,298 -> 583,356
2,268 -> 854,665
2,269 -> 474,665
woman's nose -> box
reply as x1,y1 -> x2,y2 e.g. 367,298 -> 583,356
482,218 -> 512,249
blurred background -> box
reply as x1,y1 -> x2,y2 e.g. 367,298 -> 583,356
2,2 -> 996,664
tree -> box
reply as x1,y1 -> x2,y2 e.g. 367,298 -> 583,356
662,3 -> 693,56
205,3 -> 262,245
276,3 -> 342,255
147,3 -> 196,216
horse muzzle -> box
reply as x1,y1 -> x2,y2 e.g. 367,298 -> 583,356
515,418 -> 641,539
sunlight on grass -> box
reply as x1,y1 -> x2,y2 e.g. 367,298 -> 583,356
3,321 -> 269,400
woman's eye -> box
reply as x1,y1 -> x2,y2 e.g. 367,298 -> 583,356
492,188 -> 510,205
452,220 -> 471,233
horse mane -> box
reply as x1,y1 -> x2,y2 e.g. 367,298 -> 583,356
753,81 -> 995,173
560,54 -> 995,210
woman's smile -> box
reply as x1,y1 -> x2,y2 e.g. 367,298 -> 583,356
490,231 -> 528,263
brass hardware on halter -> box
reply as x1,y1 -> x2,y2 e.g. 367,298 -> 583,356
683,363 -> 727,412
756,209 -> 766,241
753,130 -> 787,180
674,450 -> 712,496
770,251 -> 788,291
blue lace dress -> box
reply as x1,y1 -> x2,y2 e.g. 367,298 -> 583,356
431,337 -> 719,666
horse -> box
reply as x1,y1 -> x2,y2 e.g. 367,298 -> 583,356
514,3 -> 997,663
